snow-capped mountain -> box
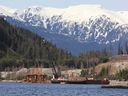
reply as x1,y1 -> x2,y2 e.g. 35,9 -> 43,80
0,5 -> 16,16
1,5 -> 128,55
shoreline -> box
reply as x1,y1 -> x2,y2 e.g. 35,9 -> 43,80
102,80 -> 128,89
0,80 -> 22,83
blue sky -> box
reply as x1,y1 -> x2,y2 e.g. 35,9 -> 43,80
0,0 -> 128,11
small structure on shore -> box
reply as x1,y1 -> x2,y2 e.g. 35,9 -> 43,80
24,67 -> 43,83
24,67 -> 53,83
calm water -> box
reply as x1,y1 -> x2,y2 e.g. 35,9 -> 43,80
0,82 -> 128,96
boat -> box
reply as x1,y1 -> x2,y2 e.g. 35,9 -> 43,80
51,78 -> 109,84
51,60 -> 109,85
66,79 -> 109,84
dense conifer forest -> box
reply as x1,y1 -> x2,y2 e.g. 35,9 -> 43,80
0,17 -> 72,70
1,17 -> 126,71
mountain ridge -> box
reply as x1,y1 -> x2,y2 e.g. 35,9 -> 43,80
1,5 -> 128,23
0,5 -> 128,55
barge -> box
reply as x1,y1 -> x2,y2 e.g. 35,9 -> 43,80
51,78 -> 109,84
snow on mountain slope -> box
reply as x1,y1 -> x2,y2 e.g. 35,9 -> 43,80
1,5 -> 128,55
116,11 -> 128,24
13,5 -> 128,24
0,5 -> 16,16
11,5 -> 128,44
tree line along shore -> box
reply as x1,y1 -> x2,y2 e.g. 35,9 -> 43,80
0,17 -> 128,82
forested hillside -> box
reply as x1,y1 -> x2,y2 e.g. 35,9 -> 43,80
0,17 -> 114,71
0,17 -> 72,70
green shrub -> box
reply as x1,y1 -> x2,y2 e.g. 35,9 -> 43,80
80,69 -> 88,77
115,69 -> 128,81
98,67 -> 109,78
17,73 -> 24,80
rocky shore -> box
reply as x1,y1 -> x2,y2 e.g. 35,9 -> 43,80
102,80 -> 128,89
109,80 -> 128,85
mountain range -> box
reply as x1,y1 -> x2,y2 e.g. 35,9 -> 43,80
0,5 -> 128,55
